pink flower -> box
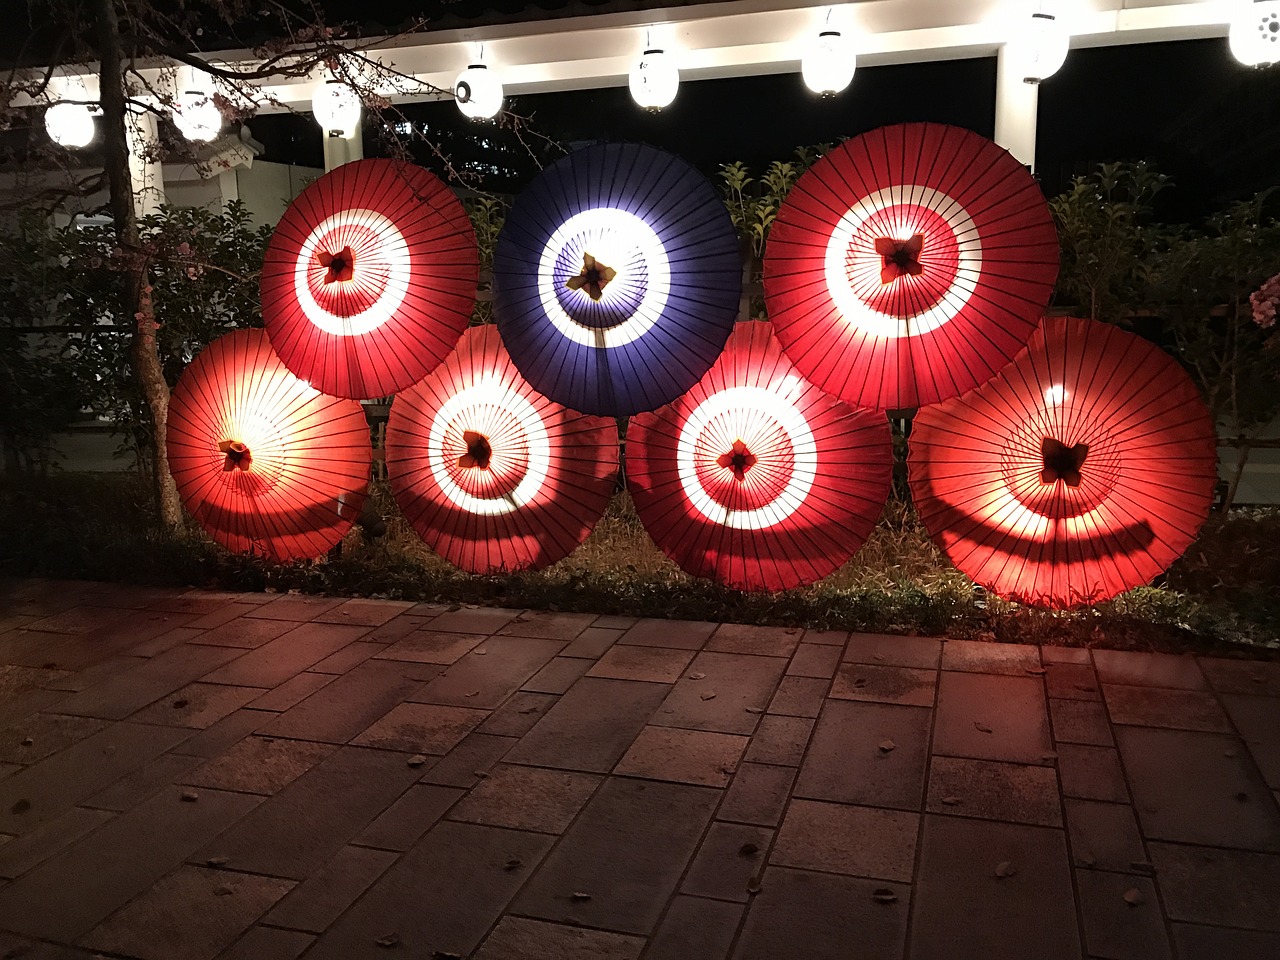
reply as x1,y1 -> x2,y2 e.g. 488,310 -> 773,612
1250,273 -> 1280,329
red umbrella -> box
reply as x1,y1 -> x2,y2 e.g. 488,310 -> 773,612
764,123 -> 1059,411
908,316 -> 1218,608
261,159 -> 478,400
385,325 -> 619,573
167,328 -> 373,562
626,321 -> 894,592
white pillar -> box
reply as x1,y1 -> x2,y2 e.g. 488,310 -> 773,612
125,110 -> 166,217
322,129 -> 363,171
993,43 -> 1039,171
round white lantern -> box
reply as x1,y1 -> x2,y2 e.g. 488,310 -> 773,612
173,90 -> 222,143
629,48 -> 679,110
44,101 -> 96,148
1011,10 -> 1070,84
455,64 -> 504,120
1230,0 -> 1280,66
802,29 -> 856,96
312,80 -> 362,137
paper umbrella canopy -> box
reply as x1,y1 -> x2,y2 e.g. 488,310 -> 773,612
260,158 -> 478,400
908,316 -> 1218,608
385,325 -> 620,573
166,328 -> 373,562
626,321 -> 895,591
765,122 -> 1059,411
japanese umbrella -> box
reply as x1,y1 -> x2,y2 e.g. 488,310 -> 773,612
764,122 -> 1059,411
908,316 -> 1218,609
261,158 -> 478,399
493,142 -> 741,416
626,321 -> 894,592
386,324 -> 619,573
167,328 -> 373,562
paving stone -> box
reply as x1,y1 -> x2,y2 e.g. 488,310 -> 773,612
942,639 -> 1040,675
1058,743 -> 1130,803
1046,660 -> 1102,700
55,643 -> 244,720
707,624 -> 800,658
1198,657 -> 1280,697
844,633 -> 941,668
505,678 -> 668,773
682,821 -> 772,902
1171,923 -> 1280,960
215,926 -> 314,960
308,640 -> 382,674
351,783 -> 463,850
561,626 -> 623,659
909,816 -> 1079,960
800,629 -> 849,646
1103,683 -> 1232,732
718,763 -> 796,827
1064,799 -> 1148,872
586,645 -> 694,684
418,732 -> 517,788
25,605 -> 134,635
772,799 -> 916,881
618,618 -> 717,649
830,662 -> 937,706
926,756 -> 1062,826
132,626 -> 211,659
479,691 -> 559,737
411,637 -> 564,708
243,594 -> 343,621
593,614 -> 639,630
257,659 -> 426,744
513,777 -> 719,935
794,699 -> 929,810
475,917 -> 644,960
0,677 -> 68,728
181,603 -> 255,631
39,653 -> 151,694
189,617 -> 295,649
351,701 -> 488,754
1041,646 -> 1093,664
617,726 -> 748,786
0,712 -> 108,763
182,736 -> 337,795
1223,694 -> 1280,789
262,844 -> 397,934
373,628 -> 487,664
743,714 -> 814,767
200,623 -> 372,688
248,671 -> 337,712
363,614 -> 432,644
932,671 -> 1052,764
0,785 -> 260,941
83,751 -> 205,812
0,806 -> 114,879
449,763 -> 600,834
653,652 -> 786,735
1149,841 -> 1280,931
768,675 -> 828,717
171,709 -> 268,759
197,745 -> 423,880
785,643 -> 841,679
0,721 -> 190,832
647,895 -> 743,960
129,681 -> 266,728
734,866 -> 909,960
1049,697 -> 1114,745
312,597 -> 413,626
81,865 -> 294,960
304,821 -> 553,959
1117,726 -> 1280,851
427,605 -> 522,634
1093,649 -> 1205,690
523,656 -> 592,694
1076,871 -> 1171,960
498,610 -> 596,640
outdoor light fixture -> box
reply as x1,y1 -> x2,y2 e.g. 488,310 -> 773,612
1230,0 -> 1280,65
1010,5 -> 1070,83
44,101 -> 96,148
801,28 -> 856,96
455,63 -> 504,120
629,45 -> 679,110
173,89 -> 222,143
311,79 -> 362,137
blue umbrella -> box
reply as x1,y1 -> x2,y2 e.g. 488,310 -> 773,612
494,142 -> 742,416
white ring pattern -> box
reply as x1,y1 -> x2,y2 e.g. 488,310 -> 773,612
294,208 -> 411,337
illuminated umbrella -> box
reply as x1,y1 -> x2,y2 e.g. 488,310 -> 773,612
167,328 -> 373,562
764,122 -> 1059,411
386,325 -> 619,573
261,158 -> 478,399
908,316 -> 1218,609
493,142 -> 741,416
626,321 -> 894,592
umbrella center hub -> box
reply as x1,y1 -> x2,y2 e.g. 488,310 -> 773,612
458,431 -> 493,471
218,440 -> 252,472
318,245 -> 355,284
716,440 -> 758,482
1040,437 -> 1089,487
875,234 -> 925,284
566,253 -> 617,301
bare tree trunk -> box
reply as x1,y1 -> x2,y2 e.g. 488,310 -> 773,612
92,0 -> 182,531
1221,442 -> 1250,513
